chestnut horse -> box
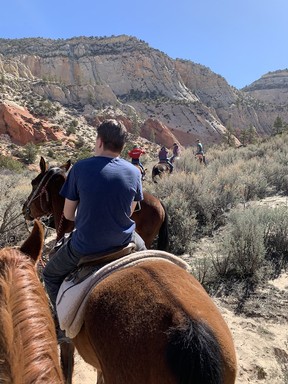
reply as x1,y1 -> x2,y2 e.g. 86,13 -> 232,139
132,163 -> 146,180
15,225 -> 237,383
0,221 -> 64,384
23,157 -> 168,250
152,162 -> 171,183
195,153 -> 207,165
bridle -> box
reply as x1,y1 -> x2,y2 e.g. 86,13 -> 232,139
24,167 -> 64,216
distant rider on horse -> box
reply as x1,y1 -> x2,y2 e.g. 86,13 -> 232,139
196,139 -> 206,165
170,142 -> 180,163
158,146 -> 173,172
128,145 -> 146,176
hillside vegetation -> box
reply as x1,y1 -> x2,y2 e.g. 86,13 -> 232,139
0,132 -> 288,382
1,132 -> 288,293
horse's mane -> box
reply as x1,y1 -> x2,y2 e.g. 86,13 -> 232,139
0,248 -> 63,384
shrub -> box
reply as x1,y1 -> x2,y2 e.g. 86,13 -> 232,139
0,172 -> 29,247
203,206 -> 288,297
220,208 -> 266,281
18,143 -> 38,164
0,154 -> 23,172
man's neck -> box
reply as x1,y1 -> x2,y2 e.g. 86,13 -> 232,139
95,149 -> 120,158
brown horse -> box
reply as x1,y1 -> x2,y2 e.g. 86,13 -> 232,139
0,220 -> 64,384
195,153 -> 207,165
132,163 -> 146,180
62,249 -> 237,383
23,198 -> 237,384
152,162 -> 172,183
23,157 -> 168,250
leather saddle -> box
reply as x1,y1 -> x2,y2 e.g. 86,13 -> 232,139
67,242 -> 136,284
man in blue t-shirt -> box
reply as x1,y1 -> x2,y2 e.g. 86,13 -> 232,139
43,119 -> 146,320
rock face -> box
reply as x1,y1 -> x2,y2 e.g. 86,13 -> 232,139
0,101 -> 64,145
0,36 -> 287,147
140,118 -> 180,147
242,70 -> 288,104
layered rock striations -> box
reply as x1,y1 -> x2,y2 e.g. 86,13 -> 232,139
0,36 -> 287,147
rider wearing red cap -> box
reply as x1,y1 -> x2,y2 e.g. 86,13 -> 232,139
128,145 -> 146,175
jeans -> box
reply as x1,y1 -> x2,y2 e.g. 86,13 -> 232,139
42,231 -> 146,311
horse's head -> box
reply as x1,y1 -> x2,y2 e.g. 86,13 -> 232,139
22,156 -> 71,221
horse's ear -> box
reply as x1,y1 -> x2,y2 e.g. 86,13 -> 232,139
60,159 -> 72,172
20,220 -> 44,264
40,156 -> 48,173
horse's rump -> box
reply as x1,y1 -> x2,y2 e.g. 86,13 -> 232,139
152,162 -> 171,183
75,259 -> 237,383
57,251 -> 188,338
195,153 -> 206,165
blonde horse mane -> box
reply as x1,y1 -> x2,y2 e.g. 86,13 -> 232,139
0,248 -> 63,384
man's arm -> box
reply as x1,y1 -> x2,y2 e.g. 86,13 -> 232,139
63,198 -> 79,221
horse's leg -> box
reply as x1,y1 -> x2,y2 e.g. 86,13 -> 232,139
60,342 -> 75,384
157,202 -> 169,251
152,168 -> 158,183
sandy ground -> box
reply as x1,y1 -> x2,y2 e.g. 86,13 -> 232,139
73,353 -> 98,383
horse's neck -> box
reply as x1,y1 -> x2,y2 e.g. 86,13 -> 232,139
49,185 -> 74,240
0,254 -> 62,382
50,193 -> 65,229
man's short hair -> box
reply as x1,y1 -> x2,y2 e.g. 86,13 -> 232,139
97,119 -> 128,152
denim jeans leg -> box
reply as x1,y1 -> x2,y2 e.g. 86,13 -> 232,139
132,231 -> 147,251
42,240 -> 82,310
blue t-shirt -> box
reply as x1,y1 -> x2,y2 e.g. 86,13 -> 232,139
60,156 -> 143,255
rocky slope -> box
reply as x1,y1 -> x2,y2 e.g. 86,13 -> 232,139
242,69 -> 288,105
0,35 -> 288,148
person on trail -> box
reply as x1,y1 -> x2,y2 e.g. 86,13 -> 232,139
42,119 -> 146,341
128,145 -> 146,175
196,139 -> 204,155
170,142 -> 180,163
158,146 -> 173,172
195,139 -> 206,165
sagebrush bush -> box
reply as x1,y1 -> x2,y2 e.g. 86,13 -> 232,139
262,207 -> 288,273
220,208 -> 266,281
200,205 -> 288,296
149,172 -> 198,254
0,154 -> 23,172
0,171 -> 30,246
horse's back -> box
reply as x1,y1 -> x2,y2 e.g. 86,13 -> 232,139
81,260 -> 236,384
152,163 -> 170,183
132,192 -> 167,249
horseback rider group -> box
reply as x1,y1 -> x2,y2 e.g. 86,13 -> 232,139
129,138 -> 206,178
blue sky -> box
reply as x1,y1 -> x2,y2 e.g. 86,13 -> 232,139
1,0 -> 288,89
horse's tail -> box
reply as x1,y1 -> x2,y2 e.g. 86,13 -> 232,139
166,317 -> 224,384
157,202 -> 169,251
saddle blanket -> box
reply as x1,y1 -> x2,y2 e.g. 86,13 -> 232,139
56,250 -> 191,339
